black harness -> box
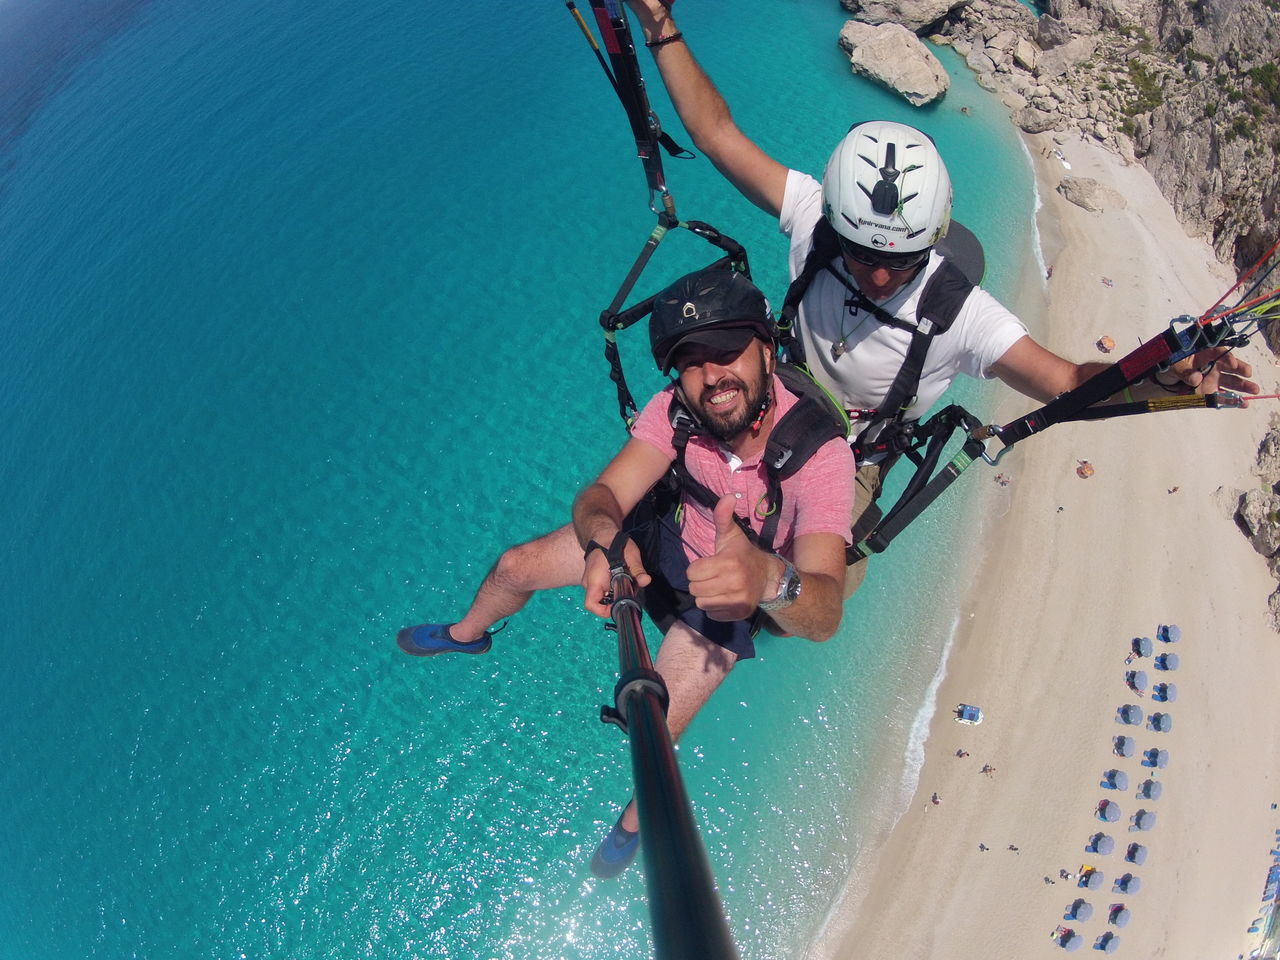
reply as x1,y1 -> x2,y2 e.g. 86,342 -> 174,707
664,362 -> 849,554
778,217 -> 976,464
621,362 -> 847,638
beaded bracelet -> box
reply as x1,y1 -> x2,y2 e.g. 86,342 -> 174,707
645,31 -> 684,48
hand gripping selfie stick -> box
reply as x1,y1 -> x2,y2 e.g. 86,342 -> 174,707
598,538 -> 738,960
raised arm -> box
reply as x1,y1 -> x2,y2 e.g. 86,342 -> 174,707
625,0 -> 790,217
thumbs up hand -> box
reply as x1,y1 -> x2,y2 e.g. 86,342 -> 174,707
712,492 -> 748,554
687,494 -> 777,622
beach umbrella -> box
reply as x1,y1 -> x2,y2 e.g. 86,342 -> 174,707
1109,905 -> 1132,928
1131,636 -> 1153,658
1125,669 -> 1148,692
1114,873 -> 1141,894
1076,460 -> 1095,479
1114,736 -> 1135,758
1097,799 -> 1121,823
1154,652 -> 1179,671
1126,842 -> 1148,865
1153,682 -> 1177,702
1157,623 -> 1181,643
1096,335 -> 1116,353
1060,931 -> 1083,951
1143,748 -> 1169,769
1075,870 -> 1105,896
1102,769 -> 1129,791
1118,704 -> 1143,725
1131,809 -> 1157,831
1095,931 -> 1121,953
1137,779 -> 1162,800
1149,712 -> 1172,733
1088,833 -> 1115,855
1065,899 -> 1093,922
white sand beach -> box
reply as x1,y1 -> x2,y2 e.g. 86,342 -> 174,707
816,135 -> 1280,958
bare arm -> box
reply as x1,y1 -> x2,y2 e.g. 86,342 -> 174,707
687,496 -> 847,642
990,334 -> 1259,404
989,336 -> 1106,402
624,0 -> 789,217
572,438 -> 672,617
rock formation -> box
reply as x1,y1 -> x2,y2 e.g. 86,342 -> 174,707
1236,419 -> 1280,630
1056,175 -> 1128,212
838,21 -> 951,105
840,0 -> 967,34
835,0 -> 1280,620
836,0 -> 1280,277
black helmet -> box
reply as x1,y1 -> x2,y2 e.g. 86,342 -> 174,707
649,267 -> 777,374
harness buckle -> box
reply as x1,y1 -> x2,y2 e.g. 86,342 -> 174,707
977,424 -> 1015,466
769,448 -> 794,471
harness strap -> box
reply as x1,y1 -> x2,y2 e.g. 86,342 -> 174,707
598,226 -> 750,427
850,259 -> 973,461
668,415 -> 760,544
584,530 -> 634,569
583,0 -> 688,203
855,318 -> 935,455
766,366 -> 851,477
665,366 -> 847,555
1062,391 -> 1240,420
851,406 -> 984,560
779,218 -> 975,463
991,317 -> 1245,450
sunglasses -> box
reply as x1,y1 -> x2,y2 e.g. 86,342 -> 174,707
838,237 -> 931,273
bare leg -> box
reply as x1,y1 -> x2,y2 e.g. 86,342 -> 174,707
618,620 -> 738,832
449,524 -> 584,642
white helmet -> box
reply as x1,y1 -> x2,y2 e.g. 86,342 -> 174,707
822,121 -> 952,255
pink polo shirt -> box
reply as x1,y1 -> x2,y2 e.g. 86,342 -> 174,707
630,375 -> 855,561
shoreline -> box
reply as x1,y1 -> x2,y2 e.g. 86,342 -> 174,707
813,129 -> 1280,959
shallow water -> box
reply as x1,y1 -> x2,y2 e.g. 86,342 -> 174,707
0,1 -> 1034,956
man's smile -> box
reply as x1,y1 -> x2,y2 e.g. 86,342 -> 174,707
706,387 -> 740,407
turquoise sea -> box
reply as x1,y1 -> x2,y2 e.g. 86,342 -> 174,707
0,2 -> 1034,957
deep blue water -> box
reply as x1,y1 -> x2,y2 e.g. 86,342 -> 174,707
0,2 -> 1034,957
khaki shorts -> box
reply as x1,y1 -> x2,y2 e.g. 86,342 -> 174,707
844,460 -> 886,598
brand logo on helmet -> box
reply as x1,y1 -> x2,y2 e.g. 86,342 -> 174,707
870,234 -> 889,249
682,302 -> 697,318
858,217 -> 902,233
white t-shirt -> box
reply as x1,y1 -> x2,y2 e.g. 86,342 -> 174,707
779,169 -> 1028,428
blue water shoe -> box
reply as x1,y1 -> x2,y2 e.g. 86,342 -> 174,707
590,814 -> 640,879
396,621 -> 505,657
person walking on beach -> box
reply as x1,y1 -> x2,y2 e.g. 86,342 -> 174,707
621,0 -> 1259,592
399,266 -> 855,878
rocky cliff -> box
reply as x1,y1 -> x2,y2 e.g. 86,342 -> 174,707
840,0 -> 1279,282
1237,416 -> 1280,629
1044,0 -> 1279,276
837,0 -> 1280,620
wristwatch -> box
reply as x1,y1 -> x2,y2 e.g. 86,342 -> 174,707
759,556 -> 802,612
